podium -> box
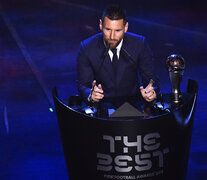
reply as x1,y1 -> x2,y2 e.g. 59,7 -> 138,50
53,79 -> 198,180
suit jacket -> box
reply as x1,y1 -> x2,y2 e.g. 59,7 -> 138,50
77,32 -> 159,101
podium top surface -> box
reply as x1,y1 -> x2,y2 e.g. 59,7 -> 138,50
55,93 -> 194,121
53,79 -> 198,121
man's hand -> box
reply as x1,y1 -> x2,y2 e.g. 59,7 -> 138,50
90,80 -> 104,102
140,79 -> 156,102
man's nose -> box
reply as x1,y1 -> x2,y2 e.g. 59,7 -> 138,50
110,31 -> 115,39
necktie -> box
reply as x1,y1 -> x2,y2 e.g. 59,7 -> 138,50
111,48 -> 118,73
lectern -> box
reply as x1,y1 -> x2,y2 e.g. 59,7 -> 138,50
53,79 -> 198,180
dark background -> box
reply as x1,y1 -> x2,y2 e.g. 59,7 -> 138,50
0,0 -> 207,179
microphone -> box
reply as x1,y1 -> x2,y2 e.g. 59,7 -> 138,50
97,45 -> 110,73
90,45 -> 109,104
121,47 -> 157,85
121,47 -> 137,67
121,47 -> 165,108
94,45 -> 110,82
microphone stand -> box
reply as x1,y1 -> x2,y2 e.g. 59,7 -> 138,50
89,45 -> 110,116
121,47 -> 165,109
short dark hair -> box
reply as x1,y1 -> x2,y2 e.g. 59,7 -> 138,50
101,5 -> 127,25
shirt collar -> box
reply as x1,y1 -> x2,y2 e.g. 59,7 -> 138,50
116,39 -> 123,51
108,39 -> 123,59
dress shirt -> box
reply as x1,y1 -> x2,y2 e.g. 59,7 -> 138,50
108,39 -> 123,61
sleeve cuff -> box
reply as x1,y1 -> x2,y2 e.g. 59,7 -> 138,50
88,94 -> 95,103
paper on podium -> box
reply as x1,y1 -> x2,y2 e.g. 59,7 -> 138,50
110,102 -> 143,118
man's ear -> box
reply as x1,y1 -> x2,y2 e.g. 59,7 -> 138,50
124,22 -> 128,33
99,19 -> 103,31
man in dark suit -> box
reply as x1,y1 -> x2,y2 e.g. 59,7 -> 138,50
77,5 -> 159,103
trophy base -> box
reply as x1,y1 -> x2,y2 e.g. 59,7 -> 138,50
171,93 -> 182,104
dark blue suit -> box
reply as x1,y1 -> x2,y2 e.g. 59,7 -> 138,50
77,32 -> 159,101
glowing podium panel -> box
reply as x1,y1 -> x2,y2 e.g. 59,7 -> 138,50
53,79 -> 197,180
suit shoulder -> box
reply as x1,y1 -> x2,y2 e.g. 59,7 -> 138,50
125,32 -> 146,43
81,33 -> 102,49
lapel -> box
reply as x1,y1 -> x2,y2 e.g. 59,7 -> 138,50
116,35 -> 130,84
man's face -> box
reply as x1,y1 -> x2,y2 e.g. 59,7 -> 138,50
100,17 -> 128,49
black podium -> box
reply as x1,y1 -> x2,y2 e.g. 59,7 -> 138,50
53,79 -> 198,180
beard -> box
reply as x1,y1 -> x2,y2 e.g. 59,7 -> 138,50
107,40 -> 119,49
104,35 -> 124,49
